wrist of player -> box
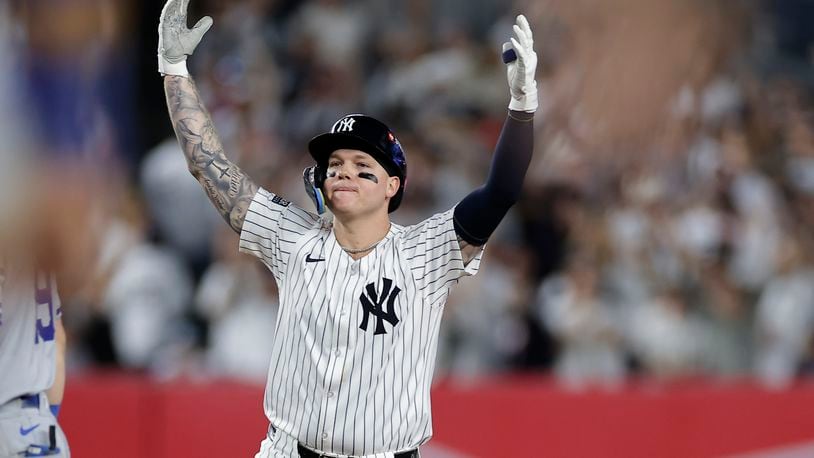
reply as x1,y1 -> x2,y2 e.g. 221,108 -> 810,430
509,85 -> 538,112
158,55 -> 189,77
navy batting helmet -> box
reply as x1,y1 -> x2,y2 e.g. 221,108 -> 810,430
308,114 -> 407,213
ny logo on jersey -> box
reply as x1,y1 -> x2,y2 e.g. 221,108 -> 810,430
334,117 -> 356,133
359,278 -> 401,335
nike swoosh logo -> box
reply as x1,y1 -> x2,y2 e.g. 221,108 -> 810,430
306,254 -> 325,263
20,424 -> 39,436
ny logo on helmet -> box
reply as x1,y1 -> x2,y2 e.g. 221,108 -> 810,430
359,278 -> 401,335
334,117 -> 356,133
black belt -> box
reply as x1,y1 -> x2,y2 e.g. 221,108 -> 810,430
297,443 -> 418,458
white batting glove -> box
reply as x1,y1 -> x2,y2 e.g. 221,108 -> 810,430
158,0 -> 213,76
503,14 -> 538,113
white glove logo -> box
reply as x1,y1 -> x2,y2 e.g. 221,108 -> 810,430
158,0 -> 213,76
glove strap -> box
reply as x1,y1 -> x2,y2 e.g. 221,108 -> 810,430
509,86 -> 538,113
159,58 -> 189,77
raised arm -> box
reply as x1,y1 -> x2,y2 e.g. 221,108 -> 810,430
454,15 -> 538,263
158,0 -> 257,233
164,76 -> 257,232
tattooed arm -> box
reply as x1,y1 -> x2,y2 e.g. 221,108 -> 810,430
157,2 -> 254,232
164,75 -> 258,233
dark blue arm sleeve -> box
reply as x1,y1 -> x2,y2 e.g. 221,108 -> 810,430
453,110 -> 535,245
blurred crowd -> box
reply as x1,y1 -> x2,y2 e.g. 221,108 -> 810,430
3,0 -> 814,389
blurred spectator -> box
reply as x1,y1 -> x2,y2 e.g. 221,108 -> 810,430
196,226 -> 278,382
694,263 -> 752,377
95,194 -> 197,375
288,0 -> 370,70
753,236 -> 814,388
536,253 -> 626,389
140,138 -> 222,278
627,288 -> 706,379
439,246 -> 537,379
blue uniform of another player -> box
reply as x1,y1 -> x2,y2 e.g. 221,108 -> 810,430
0,261 -> 70,457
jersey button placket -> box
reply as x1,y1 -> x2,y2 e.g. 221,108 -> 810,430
322,306 -> 343,446
320,383 -> 338,449
320,255 -> 344,448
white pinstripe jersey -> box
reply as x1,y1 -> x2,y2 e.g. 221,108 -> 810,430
0,264 -> 62,406
240,188 -> 483,456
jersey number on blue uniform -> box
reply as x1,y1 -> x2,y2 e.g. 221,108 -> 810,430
34,273 -> 55,344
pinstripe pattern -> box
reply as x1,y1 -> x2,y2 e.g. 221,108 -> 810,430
241,188 -> 482,456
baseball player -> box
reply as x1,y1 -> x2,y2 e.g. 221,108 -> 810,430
159,1 -> 537,456
0,259 -> 70,457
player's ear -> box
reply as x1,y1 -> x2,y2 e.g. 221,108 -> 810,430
386,176 -> 400,198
